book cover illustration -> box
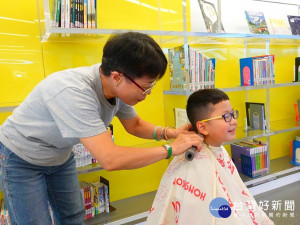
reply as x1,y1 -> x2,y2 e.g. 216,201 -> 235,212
174,108 -> 189,128
197,0 -> 225,33
245,102 -> 266,130
168,45 -> 189,91
269,18 -> 291,35
287,15 -> 300,35
244,11 -> 269,34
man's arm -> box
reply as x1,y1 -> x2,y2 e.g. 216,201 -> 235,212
80,117 -> 203,171
80,131 -> 168,171
119,115 -> 194,140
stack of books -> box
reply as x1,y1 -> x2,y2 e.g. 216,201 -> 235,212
239,55 -> 275,86
79,177 -> 110,220
72,143 -> 97,167
51,0 -> 97,28
168,44 -> 215,91
231,140 -> 269,178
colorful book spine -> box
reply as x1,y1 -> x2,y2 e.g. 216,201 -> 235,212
91,0 -> 95,28
231,141 -> 268,178
168,44 -> 215,91
50,0 -> 58,27
88,0 -> 92,28
100,176 -> 110,213
83,0 -> 88,28
239,55 -> 275,86
56,0 -> 62,27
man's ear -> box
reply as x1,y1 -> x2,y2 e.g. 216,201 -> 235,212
110,71 -> 122,85
196,121 -> 208,136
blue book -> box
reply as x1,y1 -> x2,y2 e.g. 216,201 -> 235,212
291,140 -> 300,166
239,57 -> 255,86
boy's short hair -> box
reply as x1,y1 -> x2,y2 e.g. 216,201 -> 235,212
100,32 -> 167,80
186,88 -> 229,131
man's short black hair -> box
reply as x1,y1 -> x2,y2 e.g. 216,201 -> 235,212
100,32 -> 167,80
186,88 -> 229,131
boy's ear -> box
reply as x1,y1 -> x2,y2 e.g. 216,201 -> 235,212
196,121 -> 208,136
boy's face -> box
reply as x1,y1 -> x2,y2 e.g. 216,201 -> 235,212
198,100 -> 237,147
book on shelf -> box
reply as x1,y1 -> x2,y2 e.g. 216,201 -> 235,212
291,139 -> 300,166
294,102 -> 299,122
168,44 -> 189,91
168,44 -> 215,91
287,15 -> 300,35
100,176 -> 110,213
239,55 -> 275,86
245,102 -> 266,130
295,57 -> 300,82
197,0 -> 225,33
290,136 -> 300,157
296,99 -> 300,122
78,176 -> 111,221
244,11 -> 270,34
50,0 -> 97,28
231,140 -> 269,178
80,181 -> 93,219
269,18 -> 291,35
298,99 -> 300,121
84,0 -> 88,28
174,108 -> 189,128
72,143 -> 97,167
91,0 -> 96,28
91,182 -> 106,215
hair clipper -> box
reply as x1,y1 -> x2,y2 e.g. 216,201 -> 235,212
184,133 -> 204,161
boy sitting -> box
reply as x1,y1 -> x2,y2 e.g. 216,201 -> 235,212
146,89 -> 273,225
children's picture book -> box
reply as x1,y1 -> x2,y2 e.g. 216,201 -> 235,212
269,18 -> 291,35
245,102 -> 266,130
244,11 -> 270,34
287,15 -> 300,35
168,45 -> 189,91
174,108 -> 189,128
197,0 -> 225,33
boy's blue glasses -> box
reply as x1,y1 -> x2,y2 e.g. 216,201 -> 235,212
200,110 -> 239,122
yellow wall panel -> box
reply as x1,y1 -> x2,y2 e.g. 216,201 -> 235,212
98,0 -> 159,30
0,0 -> 45,105
159,0 -> 183,31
